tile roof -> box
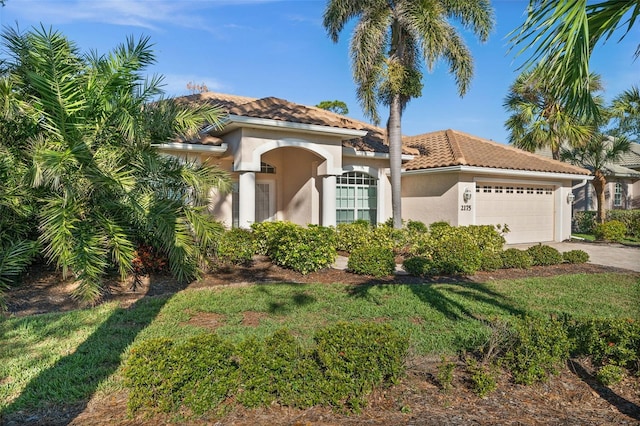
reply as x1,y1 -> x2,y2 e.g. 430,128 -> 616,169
402,129 -> 590,175
619,143 -> 640,168
177,93 -> 589,175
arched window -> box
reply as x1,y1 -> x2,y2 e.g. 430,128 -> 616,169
336,171 -> 377,225
260,162 -> 276,174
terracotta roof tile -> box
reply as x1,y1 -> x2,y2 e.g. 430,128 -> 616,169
403,129 -> 590,175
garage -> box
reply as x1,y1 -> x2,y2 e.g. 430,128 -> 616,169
475,182 -> 555,244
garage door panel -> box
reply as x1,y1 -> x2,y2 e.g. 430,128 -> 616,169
476,183 -> 555,244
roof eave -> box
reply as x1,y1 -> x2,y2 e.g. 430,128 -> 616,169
219,114 -> 368,139
152,142 -> 228,155
343,147 -> 415,161
402,165 -> 593,180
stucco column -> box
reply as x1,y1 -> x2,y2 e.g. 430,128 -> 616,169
238,171 -> 255,228
322,174 -> 337,227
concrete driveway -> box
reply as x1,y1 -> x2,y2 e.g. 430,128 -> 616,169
507,241 -> 640,272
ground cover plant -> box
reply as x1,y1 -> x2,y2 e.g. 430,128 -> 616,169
1,271 -> 638,423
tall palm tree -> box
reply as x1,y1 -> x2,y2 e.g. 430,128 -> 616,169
323,0 -> 494,228
0,26 -> 230,302
504,68 -> 602,160
561,134 -> 631,224
610,85 -> 640,141
509,0 -> 640,118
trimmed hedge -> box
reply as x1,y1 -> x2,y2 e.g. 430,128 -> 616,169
594,220 -> 627,242
526,244 -> 563,266
563,250 -> 589,264
124,323 -> 409,416
215,228 -> 255,265
500,248 -> 532,269
348,244 -> 396,277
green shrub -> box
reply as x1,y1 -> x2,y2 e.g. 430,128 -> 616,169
373,224 -> 409,254
502,316 -> 571,385
124,338 -> 175,414
562,250 -> 590,264
335,221 -> 373,253
406,219 -> 428,234
526,244 -> 563,266
607,210 -> 640,238
573,211 -> 597,234
402,256 -> 432,276
428,221 -> 452,237
570,318 -> 640,368
255,222 -> 336,274
124,334 -> 238,415
436,357 -> 456,392
427,229 -> 482,275
479,250 -> 504,271
500,248 -> 532,269
237,330 -> 322,408
466,358 -> 497,398
594,220 -> 627,242
596,364 -> 625,386
251,221 -> 297,256
347,244 -> 396,277
314,322 -> 409,411
216,228 -> 255,265
464,225 -> 505,254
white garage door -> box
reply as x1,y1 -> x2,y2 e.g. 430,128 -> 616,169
475,183 -> 555,244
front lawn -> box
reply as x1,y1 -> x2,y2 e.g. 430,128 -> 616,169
1,272 -> 638,417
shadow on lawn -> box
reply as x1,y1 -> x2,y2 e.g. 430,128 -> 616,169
348,276 -> 526,321
1,277 -> 175,426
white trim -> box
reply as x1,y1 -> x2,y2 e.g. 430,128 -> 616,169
402,165 -> 592,181
342,147 -> 415,161
152,142 -> 228,154
473,177 -> 562,187
342,164 -> 379,176
255,179 -> 276,222
235,137 -> 341,175
227,114 -> 367,138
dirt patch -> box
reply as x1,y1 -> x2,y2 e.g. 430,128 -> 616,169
242,311 -> 269,327
2,258 -> 639,425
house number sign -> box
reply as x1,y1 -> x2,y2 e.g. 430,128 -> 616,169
460,205 -> 471,211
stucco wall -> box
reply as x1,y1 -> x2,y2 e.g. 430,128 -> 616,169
402,172 -> 460,226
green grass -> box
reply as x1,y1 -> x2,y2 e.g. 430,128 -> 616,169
1,272 -> 638,416
572,233 -> 640,246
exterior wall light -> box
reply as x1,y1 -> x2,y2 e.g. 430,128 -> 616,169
463,187 -> 473,203
567,192 -> 575,204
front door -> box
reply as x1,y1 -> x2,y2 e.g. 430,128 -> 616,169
255,180 -> 275,222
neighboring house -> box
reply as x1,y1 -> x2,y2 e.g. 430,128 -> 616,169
572,142 -> 640,212
155,93 -> 590,244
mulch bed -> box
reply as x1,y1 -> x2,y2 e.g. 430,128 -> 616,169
2,259 -> 639,425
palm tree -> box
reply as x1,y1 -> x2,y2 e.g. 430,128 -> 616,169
323,0 -> 494,228
610,85 -> 640,141
0,26 -> 230,302
504,68 -> 602,160
561,134 -> 631,224
509,0 -> 640,118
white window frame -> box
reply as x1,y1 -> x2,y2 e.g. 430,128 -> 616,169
336,171 -> 378,225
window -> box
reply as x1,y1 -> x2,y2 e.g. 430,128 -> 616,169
614,182 -> 623,207
495,186 -> 503,193
506,187 -> 514,194
536,187 -> 544,195
516,187 -> 524,194
336,171 -> 377,225
483,186 -> 492,193
545,188 -> 553,195
526,187 -> 534,194
260,162 -> 276,174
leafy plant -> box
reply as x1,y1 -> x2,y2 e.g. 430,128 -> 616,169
594,220 -> 627,242
335,221 -> 373,253
562,250 -> 589,264
596,364 -> 625,386
465,358 -> 497,398
347,244 -> 396,277
436,356 -> 456,392
216,228 -> 255,266
501,248 -> 532,269
402,256 -> 432,276
526,244 -> 563,266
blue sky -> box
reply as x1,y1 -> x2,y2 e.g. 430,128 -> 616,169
2,0 -> 638,144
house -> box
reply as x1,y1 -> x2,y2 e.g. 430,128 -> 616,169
155,93 -> 591,244
571,142 -> 640,212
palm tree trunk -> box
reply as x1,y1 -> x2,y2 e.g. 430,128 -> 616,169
592,169 -> 607,224
389,93 -> 403,229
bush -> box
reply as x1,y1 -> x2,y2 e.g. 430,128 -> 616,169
314,322 -> 409,411
253,222 -> 337,274
335,221 -> 373,253
570,318 -> 640,369
596,364 -> 626,386
464,225 -> 505,254
428,221 -> 452,237
502,316 -> 571,385
466,358 -> 497,398
124,334 -> 238,415
607,210 -> 640,238
562,250 -> 589,264
402,256 -> 432,276
500,248 -> 532,269
479,250 -> 504,271
348,244 -> 396,277
594,220 -> 627,242
526,244 -> 563,266
215,228 -> 255,265
373,225 -> 409,254
426,228 -> 482,275
573,211 -> 597,234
